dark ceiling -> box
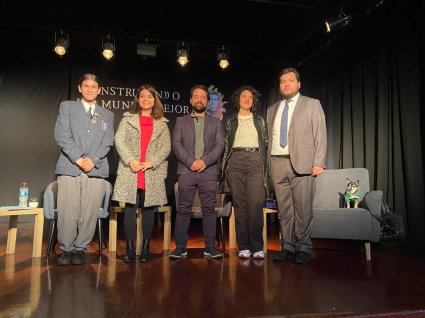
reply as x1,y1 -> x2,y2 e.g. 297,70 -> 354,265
0,0 -> 388,64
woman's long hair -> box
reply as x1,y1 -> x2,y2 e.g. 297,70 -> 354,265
129,84 -> 164,120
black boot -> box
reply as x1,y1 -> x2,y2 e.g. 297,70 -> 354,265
124,239 -> 134,263
140,239 -> 150,262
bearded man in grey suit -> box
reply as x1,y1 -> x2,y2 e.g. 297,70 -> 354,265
267,68 -> 327,264
54,74 -> 114,266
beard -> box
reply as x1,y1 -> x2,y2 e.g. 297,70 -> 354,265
192,104 -> 207,114
280,88 -> 299,100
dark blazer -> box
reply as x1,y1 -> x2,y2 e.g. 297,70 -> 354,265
54,100 -> 114,178
267,94 -> 327,174
172,113 -> 225,177
220,113 -> 269,195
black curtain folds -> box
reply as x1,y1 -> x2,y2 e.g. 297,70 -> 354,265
292,2 -> 425,244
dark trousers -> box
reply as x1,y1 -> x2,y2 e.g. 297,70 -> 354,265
124,189 -> 155,241
227,151 -> 265,252
174,172 -> 218,248
270,157 -> 314,254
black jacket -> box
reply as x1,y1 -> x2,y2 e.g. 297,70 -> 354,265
220,112 -> 269,196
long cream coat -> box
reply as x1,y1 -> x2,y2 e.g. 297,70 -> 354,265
112,112 -> 171,206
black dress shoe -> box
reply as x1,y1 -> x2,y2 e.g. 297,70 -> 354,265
273,249 -> 295,261
72,250 -> 86,265
295,251 -> 311,264
57,251 -> 73,266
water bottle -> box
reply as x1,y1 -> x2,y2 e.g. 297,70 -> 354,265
19,182 -> 29,208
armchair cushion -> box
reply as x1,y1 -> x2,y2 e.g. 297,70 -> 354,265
311,168 -> 381,243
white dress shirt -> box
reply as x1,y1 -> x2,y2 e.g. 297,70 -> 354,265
271,93 -> 300,155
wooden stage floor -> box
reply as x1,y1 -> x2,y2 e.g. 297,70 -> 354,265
1,218 -> 425,318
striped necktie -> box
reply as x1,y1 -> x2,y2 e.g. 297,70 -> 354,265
87,107 -> 93,120
280,100 -> 291,148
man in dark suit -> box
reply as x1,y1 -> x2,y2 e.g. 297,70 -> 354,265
267,68 -> 327,264
170,85 -> 225,258
54,74 -> 114,265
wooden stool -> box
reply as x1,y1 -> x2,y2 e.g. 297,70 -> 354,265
228,207 -> 278,253
263,208 -> 278,253
108,205 -> 171,255
0,207 -> 44,257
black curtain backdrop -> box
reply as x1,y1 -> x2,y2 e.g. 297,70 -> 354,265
0,1 -> 424,244
0,45 -> 271,210
277,1 -> 424,244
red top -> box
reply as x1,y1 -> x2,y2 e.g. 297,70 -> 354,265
138,115 -> 153,189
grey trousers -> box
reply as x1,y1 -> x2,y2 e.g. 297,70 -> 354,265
57,174 -> 104,252
270,157 -> 314,254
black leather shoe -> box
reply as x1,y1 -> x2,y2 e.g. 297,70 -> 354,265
273,249 -> 295,261
295,251 -> 311,264
139,239 -> 150,262
72,250 -> 86,265
124,239 -> 135,263
57,251 -> 72,266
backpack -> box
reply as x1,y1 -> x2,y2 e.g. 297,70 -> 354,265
378,198 -> 406,241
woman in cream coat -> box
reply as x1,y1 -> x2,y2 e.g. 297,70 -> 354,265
113,84 -> 171,262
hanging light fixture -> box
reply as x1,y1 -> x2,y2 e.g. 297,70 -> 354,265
217,46 -> 230,69
176,42 -> 189,67
102,35 -> 115,60
54,31 -> 69,56
325,9 -> 352,33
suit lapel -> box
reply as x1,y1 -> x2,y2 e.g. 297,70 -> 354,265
203,115 -> 211,143
289,95 -> 305,130
268,102 -> 280,137
151,118 -> 165,141
126,113 -> 140,132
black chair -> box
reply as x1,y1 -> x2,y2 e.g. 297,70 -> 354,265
43,180 -> 112,257
174,182 -> 233,251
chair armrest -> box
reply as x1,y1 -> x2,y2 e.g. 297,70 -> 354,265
99,181 -> 112,218
363,190 -> 383,219
43,189 -> 55,219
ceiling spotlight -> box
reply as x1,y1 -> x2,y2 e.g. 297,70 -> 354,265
102,35 -> 115,60
217,46 -> 230,69
54,31 -> 69,56
177,43 -> 189,67
325,10 -> 352,33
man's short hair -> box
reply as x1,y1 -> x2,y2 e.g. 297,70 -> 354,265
279,68 -> 300,82
190,84 -> 210,101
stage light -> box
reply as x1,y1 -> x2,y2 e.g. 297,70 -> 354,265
54,31 -> 69,56
325,11 -> 352,33
102,35 -> 115,60
177,43 -> 189,67
217,46 -> 230,69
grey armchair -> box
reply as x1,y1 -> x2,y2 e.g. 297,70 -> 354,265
312,168 -> 382,260
43,180 -> 112,257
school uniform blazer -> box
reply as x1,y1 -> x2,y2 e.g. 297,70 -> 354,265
54,100 -> 114,178
172,113 -> 225,178
267,94 -> 327,174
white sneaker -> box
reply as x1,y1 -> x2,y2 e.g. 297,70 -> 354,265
253,251 -> 265,259
238,250 -> 251,258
